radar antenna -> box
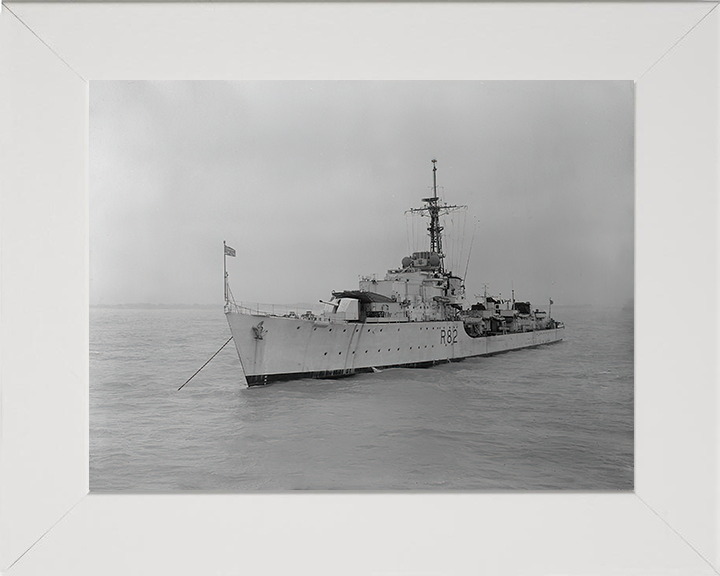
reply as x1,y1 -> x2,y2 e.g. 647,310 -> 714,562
405,159 -> 467,273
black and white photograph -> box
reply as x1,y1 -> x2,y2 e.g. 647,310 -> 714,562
90,81 -> 634,491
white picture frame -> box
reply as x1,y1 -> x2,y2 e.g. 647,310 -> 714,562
1,2 -> 718,574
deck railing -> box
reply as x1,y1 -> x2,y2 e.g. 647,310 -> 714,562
224,301 -> 326,319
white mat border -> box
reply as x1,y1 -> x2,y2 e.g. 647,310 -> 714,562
1,3 -> 718,574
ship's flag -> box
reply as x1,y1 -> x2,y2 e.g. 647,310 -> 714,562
225,244 -> 236,257
549,298 -> 554,305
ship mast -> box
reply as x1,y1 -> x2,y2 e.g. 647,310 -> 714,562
406,159 -> 466,273
428,160 -> 443,256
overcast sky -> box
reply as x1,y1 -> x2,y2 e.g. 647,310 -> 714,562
90,81 -> 633,307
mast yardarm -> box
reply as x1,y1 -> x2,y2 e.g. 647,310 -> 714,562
405,159 -> 467,273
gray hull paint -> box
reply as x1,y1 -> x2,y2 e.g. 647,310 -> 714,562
226,311 -> 564,386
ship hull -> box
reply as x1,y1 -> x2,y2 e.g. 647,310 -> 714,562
226,311 -> 564,386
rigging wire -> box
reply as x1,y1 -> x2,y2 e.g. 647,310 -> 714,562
227,284 -> 237,305
405,213 -> 411,255
448,216 -> 453,272
463,218 -> 478,281
411,209 -> 418,252
462,211 -> 467,271
450,216 -> 456,273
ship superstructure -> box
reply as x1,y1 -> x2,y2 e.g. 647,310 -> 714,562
225,160 -> 564,386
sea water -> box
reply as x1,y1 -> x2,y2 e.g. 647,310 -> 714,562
90,306 -> 633,491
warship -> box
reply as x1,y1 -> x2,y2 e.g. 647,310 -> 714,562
225,160 -> 564,386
